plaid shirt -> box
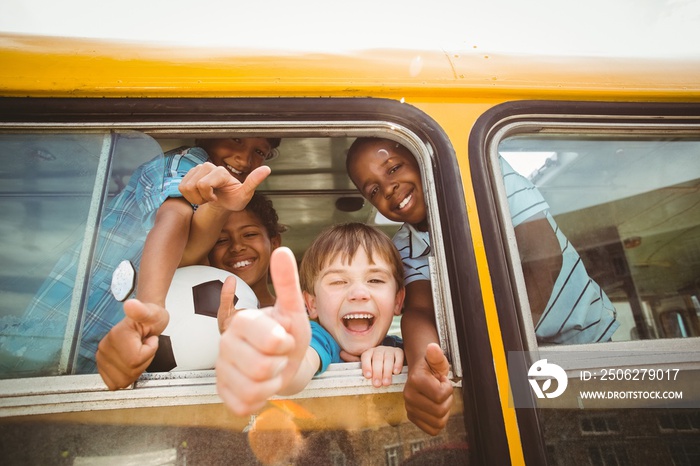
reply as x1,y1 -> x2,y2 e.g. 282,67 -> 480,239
0,147 -> 207,376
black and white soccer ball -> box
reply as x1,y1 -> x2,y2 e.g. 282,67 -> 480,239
147,265 -> 259,372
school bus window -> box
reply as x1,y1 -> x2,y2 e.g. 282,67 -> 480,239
0,125 -> 468,466
1,132 -> 458,385
497,134 -> 700,345
0,131 -> 166,379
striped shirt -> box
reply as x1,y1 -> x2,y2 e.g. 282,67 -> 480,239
393,223 -> 431,285
392,157 -> 618,345
0,146 -> 207,376
501,157 -> 618,344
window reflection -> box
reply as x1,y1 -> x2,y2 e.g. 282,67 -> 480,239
500,136 -> 700,343
0,132 -> 165,378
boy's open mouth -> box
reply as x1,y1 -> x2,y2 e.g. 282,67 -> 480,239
232,259 -> 254,270
226,164 -> 243,175
398,193 -> 412,210
226,164 -> 247,181
342,313 -> 374,332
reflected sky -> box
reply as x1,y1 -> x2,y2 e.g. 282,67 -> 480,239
1,0 -> 699,58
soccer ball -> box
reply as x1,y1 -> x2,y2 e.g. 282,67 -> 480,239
147,265 -> 259,372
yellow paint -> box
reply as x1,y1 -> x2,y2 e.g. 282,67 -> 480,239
413,100 -> 525,465
1,34 -> 699,100
3,31 -> 699,465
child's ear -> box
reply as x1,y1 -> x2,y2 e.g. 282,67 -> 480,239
303,291 -> 318,319
270,234 -> 281,250
393,287 -> 406,316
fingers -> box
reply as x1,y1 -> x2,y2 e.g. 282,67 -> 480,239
216,357 -> 282,416
216,308 -> 294,416
393,350 -> 405,376
373,351 -> 394,387
179,162 -> 270,215
404,378 -> 454,435
96,318 -> 159,390
409,409 -> 453,436
403,352 -> 454,435
361,347 -> 404,387
178,163 -> 232,204
96,299 -> 168,390
217,276 -> 238,333
226,308 -> 296,358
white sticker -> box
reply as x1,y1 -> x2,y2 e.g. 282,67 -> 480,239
111,260 -> 136,302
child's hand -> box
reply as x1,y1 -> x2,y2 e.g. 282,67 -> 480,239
403,342 -> 454,435
217,276 -> 241,334
361,346 -> 404,387
96,299 -> 169,390
216,248 -> 310,417
178,162 -> 270,210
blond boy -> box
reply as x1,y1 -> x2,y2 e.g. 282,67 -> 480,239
216,223 -> 406,416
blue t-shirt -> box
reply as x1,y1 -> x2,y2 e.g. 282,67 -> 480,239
309,321 -> 403,374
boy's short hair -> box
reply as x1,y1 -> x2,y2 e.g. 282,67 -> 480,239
299,223 -> 404,294
265,138 -> 281,161
266,138 -> 282,149
245,193 -> 287,239
194,137 -> 281,160
346,137 -> 411,173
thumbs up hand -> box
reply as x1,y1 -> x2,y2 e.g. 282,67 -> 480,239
403,342 -> 454,435
216,247 -> 310,416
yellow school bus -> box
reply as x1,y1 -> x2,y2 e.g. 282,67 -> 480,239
1,7 -> 699,465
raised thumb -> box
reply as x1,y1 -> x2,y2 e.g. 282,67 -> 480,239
270,247 -> 305,319
217,275 -> 238,333
424,342 -> 450,378
242,165 -> 272,193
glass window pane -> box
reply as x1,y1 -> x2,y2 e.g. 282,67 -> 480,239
73,133 -> 165,374
0,132 -> 164,378
0,133 -> 106,378
499,135 -> 700,344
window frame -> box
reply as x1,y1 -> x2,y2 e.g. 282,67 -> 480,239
0,98 -> 473,415
490,120 -> 700,368
471,101 -> 700,357
468,100 -> 700,466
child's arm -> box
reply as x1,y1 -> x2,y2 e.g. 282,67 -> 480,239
513,212 -> 562,326
180,203 -> 229,266
216,248 -> 312,416
401,280 -> 455,436
360,345 -> 404,387
96,197 -> 193,389
138,198 -> 193,305
178,163 -> 271,265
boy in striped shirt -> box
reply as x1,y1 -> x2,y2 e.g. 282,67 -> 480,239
345,137 -> 618,434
